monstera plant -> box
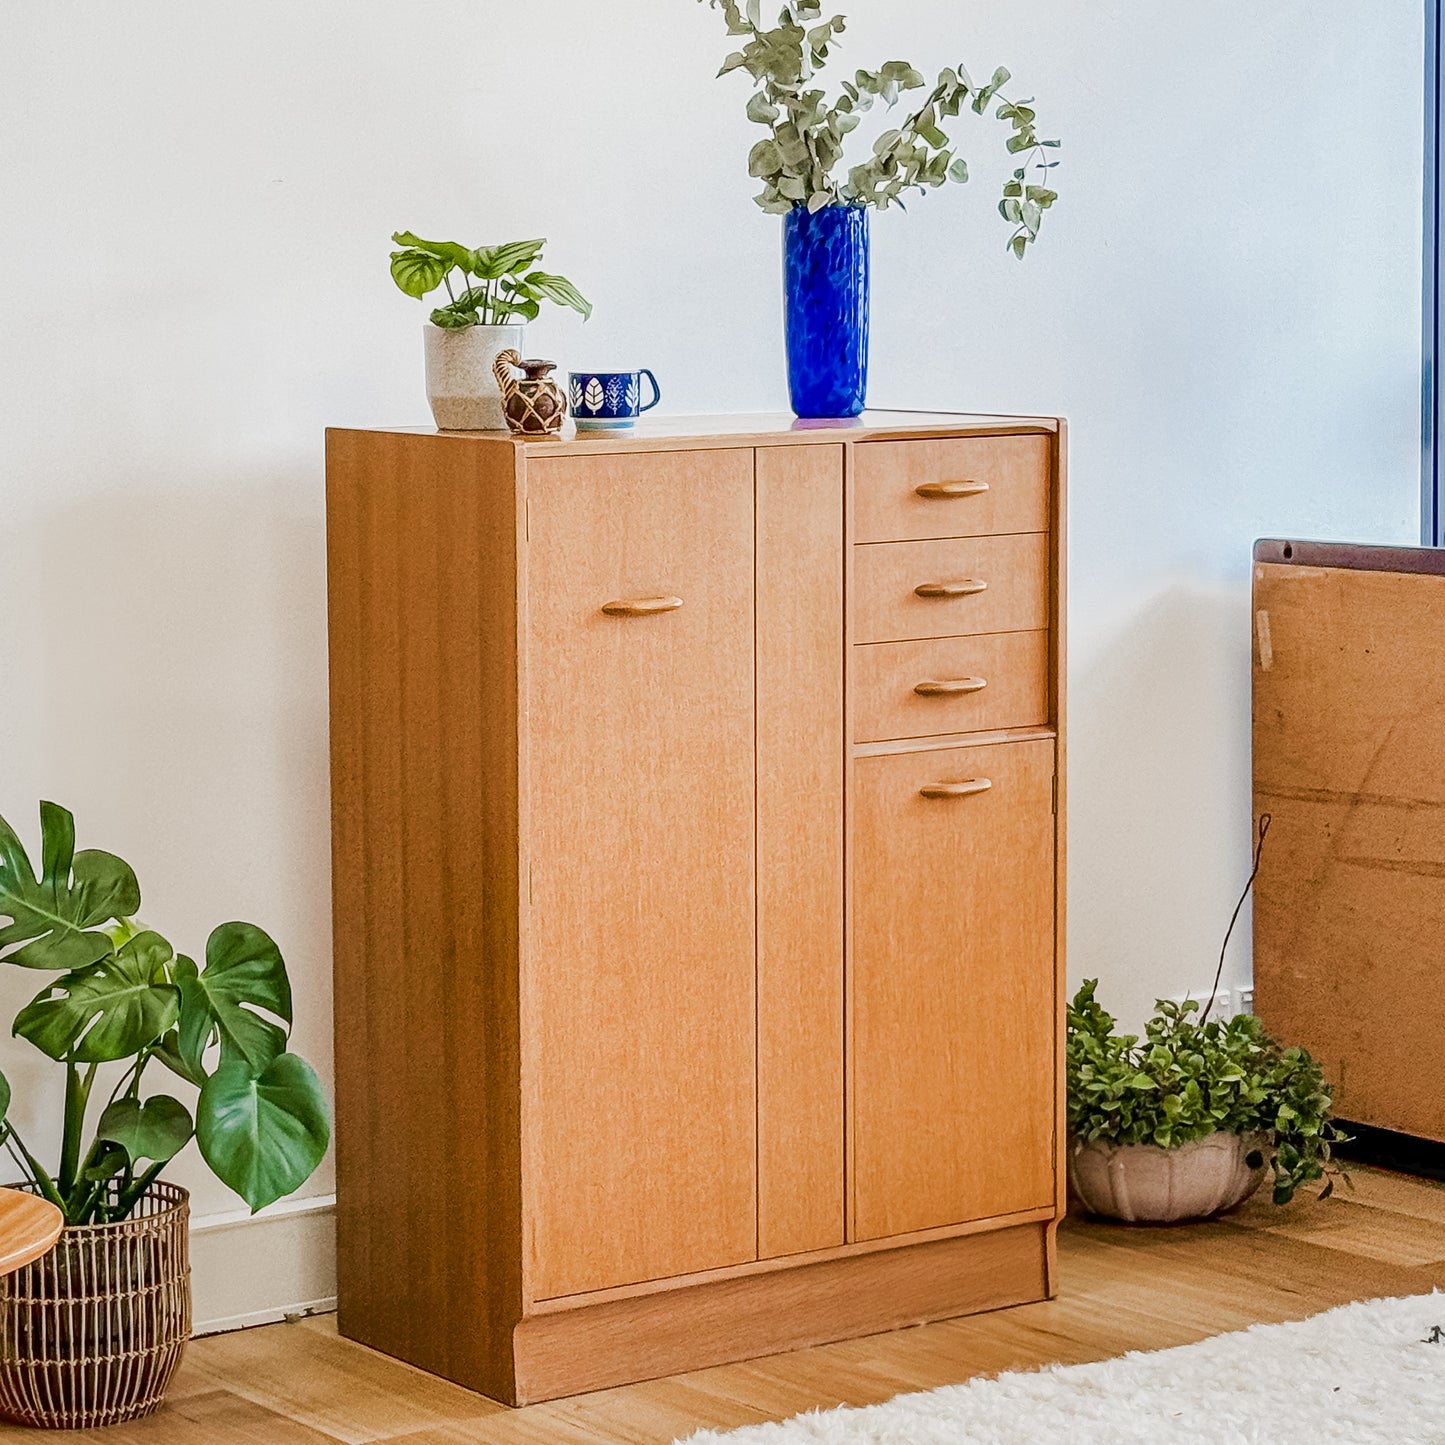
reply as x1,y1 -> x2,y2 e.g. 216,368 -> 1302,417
0,802 -> 329,1224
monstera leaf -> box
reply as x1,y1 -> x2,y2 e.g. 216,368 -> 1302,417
0,803 -> 140,970
198,1053 -> 330,1212
97,1094 -> 193,1166
175,921 -> 291,1076
15,930 -> 179,1062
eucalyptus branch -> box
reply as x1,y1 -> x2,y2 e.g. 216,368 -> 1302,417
701,1 -> 1060,252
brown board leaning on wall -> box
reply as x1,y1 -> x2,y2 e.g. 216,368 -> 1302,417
1253,538 -> 1445,1144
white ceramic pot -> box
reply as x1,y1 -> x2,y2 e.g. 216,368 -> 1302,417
423,323 -> 525,431
1068,1131 -> 1269,1223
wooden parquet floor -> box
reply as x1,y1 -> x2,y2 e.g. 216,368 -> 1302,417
5,1165 -> 1444,1443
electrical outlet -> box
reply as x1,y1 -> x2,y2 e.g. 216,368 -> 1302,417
1173,989 -> 1236,1019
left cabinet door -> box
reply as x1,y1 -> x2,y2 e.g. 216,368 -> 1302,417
523,448 -> 759,1300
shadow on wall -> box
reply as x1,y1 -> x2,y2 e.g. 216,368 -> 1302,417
5,467 -> 335,1215
1068,577 -> 1255,1032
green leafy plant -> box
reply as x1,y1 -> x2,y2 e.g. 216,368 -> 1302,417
0,802 -> 330,1224
389,232 -> 593,329
700,0 -> 1059,255
1067,981 -> 1347,1205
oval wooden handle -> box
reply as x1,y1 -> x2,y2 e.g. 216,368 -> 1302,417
913,676 -> 987,697
919,778 -> 993,799
914,579 -> 988,599
915,480 -> 990,499
600,596 -> 684,617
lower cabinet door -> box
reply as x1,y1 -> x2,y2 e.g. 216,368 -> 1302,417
523,449 -> 759,1300
851,739 -> 1057,1240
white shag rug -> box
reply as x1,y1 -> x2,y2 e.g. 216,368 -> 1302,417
679,1293 -> 1445,1444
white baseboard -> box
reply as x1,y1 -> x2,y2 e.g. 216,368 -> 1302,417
190,1193 -> 336,1335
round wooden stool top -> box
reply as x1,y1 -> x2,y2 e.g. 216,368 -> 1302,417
0,1188 -> 63,1275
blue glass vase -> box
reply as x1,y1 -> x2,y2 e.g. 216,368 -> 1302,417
783,203 -> 870,419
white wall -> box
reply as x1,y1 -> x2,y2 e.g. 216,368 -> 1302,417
0,1 -> 1423,1324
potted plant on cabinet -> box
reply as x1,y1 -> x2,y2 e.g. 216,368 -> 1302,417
389,232 -> 593,431
0,802 -> 330,1428
700,0 -> 1060,418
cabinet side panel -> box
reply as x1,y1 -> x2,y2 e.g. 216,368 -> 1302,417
326,430 -> 522,1399
756,444 -> 846,1258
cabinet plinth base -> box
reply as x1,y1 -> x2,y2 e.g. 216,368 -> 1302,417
499,1223 -> 1050,1407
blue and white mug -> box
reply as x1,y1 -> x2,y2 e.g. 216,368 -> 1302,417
568,368 -> 661,429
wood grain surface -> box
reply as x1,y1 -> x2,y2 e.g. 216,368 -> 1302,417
755,445 -> 846,1259
851,740 -> 1057,1240
326,429 -> 524,1401
852,435 -> 1051,543
852,533 -> 1050,644
852,630 -> 1050,742
522,449 -> 759,1301
1253,559 -> 1445,1140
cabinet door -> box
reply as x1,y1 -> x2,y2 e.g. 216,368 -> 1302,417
524,449 -> 758,1300
851,740 -> 1056,1240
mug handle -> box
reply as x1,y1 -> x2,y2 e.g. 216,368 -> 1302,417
639,369 -> 661,412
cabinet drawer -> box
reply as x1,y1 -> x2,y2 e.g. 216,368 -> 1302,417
853,534 -> 1049,644
854,436 -> 1051,543
853,631 -> 1048,743
851,739 -> 1057,1238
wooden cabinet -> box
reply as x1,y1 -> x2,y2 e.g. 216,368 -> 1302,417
326,413 -> 1065,1406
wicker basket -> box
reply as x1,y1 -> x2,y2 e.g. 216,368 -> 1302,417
0,1181 -> 190,1429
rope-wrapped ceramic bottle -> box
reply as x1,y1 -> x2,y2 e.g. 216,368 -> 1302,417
492,350 -> 567,436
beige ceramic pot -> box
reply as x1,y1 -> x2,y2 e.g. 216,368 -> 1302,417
423,322 -> 525,431
1069,1131 -> 1269,1222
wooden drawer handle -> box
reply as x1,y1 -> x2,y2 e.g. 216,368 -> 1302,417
915,480 -> 990,499
913,676 -> 987,697
920,778 -> 993,799
914,579 -> 988,599
600,596 -> 684,617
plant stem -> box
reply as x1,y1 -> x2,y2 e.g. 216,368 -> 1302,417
113,1161 -> 165,1220
4,1126 -> 64,1211
58,1061 -> 97,1197
441,267 -> 458,306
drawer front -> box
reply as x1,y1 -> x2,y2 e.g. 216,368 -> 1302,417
851,740 -> 1057,1238
853,533 -> 1049,645
854,435 -> 1051,543
853,631 -> 1049,742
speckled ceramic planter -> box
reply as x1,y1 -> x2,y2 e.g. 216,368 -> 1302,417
423,323 -> 525,431
1069,1131 -> 1269,1223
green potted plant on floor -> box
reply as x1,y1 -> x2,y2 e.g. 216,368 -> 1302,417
1067,819 -> 1347,1221
389,232 -> 592,431
0,801 -> 331,1428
